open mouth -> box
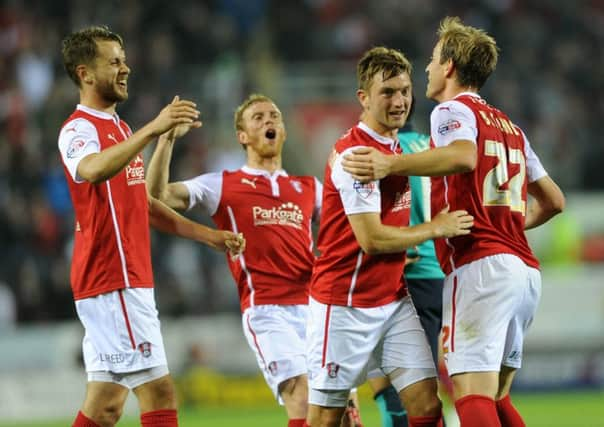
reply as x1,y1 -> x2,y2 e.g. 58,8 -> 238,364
265,129 -> 276,139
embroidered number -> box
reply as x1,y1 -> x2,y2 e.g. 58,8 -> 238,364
482,140 -> 526,215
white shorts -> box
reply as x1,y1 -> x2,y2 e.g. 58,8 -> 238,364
442,254 -> 541,375
307,296 -> 435,394
242,304 -> 308,402
75,288 -> 168,377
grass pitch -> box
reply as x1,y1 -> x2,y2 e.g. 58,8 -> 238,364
2,390 -> 602,426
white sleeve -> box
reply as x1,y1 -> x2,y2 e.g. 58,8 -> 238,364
181,172 -> 223,216
332,147 -> 381,215
521,131 -> 548,183
313,177 -> 323,221
430,100 -> 477,148
57,118 -> 101,183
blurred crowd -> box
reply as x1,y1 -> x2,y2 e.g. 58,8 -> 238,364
0,0 -> 601,325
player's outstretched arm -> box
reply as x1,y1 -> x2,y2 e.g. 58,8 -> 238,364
525,175 -> 565,230
148,196 -> 245,254
77,98 -> 201,184
341,141 -> 476,183
146,99 -> 198,210
347,208 -> 472,255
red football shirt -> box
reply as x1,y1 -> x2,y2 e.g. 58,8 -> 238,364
58,105 -> 153,300
311,123 -> 410,308
183,167 -> 320,312
430,93 -> 546,274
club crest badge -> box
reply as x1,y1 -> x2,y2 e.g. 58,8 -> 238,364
138,342 -> 152,358
326,362 -> 340,379
268,361 -> 278,376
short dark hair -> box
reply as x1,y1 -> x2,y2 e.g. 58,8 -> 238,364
357,46 -> 412,91
62,25 -> 124,87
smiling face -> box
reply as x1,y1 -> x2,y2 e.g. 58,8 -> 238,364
358,70 -> 413,137
237,101 -> 286,159
88,40 -> 130,104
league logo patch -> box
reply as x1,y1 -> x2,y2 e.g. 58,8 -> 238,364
326,362 -> 340,379
268,361 -> 278,376
353,181 -> 375,199
138,342 -> 152,358
438,119 -> 461,135
66,139 -> 86,158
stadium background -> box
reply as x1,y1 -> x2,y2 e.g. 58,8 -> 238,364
0,0 -> 602,425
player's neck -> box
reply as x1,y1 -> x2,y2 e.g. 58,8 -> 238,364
246,156 -> 282,174
360,115 -> 398,140
437,84 -> 478,103
79,90 -> 117,114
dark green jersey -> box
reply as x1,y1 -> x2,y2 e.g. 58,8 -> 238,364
398,130 -> 445,279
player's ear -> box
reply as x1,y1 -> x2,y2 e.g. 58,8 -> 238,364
77,64 -> 94,86
357,89 -> 369,110
444,58 -> 455,78
237,130 -> 248,145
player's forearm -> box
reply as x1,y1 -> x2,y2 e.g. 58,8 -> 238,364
525,176 -> 565,230
147,135 -> 176,199
361,223 -> 438,255
390,142 -> 476,177
78,126 -> 155,183
524,200 -> 563,230
148,196 -> 220,248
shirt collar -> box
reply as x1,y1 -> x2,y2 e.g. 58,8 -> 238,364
241,165 -> 288,178
454,91 -> 482,100
357,121 -> 399,150
77,104 -> 119,121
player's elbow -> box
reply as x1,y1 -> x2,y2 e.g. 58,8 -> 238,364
547,191 -> 566,217
77,155 -> 108,184
454,150 -> 477,173
79,166 -> 106,184
448,141 -> 477,173
361,243 -> 381,255
357,237 -> 384,255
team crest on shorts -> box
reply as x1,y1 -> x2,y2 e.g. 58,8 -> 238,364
138,342 -> 152,358
326,362 -> 340,379
268,361 -> 278,376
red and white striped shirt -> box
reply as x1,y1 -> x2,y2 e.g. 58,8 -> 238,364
58,105 -> 153,300
183,166 -> 321,312
311,123 -> 410,308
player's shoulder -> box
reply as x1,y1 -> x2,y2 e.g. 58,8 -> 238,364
431,99 -> 474,117
60,116 -> 96,134
335,125 -> 368,153
430,99 -> 477,136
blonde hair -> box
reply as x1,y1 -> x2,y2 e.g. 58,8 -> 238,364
357,46 -> 412,91
437,16 -> 499,89
233,93 -> 275,132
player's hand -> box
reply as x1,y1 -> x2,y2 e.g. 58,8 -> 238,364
341,147 -> 392,182
208,230 -> 245,259
225,232 -> 246,260
150,96 -> 202,137
162,96 -> 203,141
404,248 -> 421,267
431,206 -> 474,238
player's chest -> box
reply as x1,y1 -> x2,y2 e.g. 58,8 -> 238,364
222,177 -> 314,223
